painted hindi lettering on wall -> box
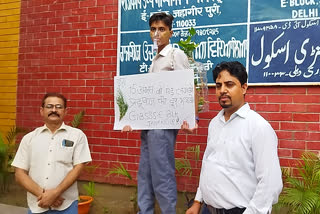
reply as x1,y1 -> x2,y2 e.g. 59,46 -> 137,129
117,0 -> 320,85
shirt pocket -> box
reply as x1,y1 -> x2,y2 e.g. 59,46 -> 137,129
208,138 -> 244,171
55,146 -> 74,165
223,138 -> 249,171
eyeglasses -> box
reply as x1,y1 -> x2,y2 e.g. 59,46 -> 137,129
44,104 -> 65,110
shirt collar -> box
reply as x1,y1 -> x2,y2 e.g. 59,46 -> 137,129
218,103 -> 251,121
40,122 -> 67,133
235,103 -> 250,118
159,44 -> 172,57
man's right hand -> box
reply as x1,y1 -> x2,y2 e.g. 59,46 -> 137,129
122,125 -> 132,132
186,201 -> 201,214
51,196 -> 65,207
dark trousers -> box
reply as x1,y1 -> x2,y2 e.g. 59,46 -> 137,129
138,129 -> 179,214
205,204 -> 246,214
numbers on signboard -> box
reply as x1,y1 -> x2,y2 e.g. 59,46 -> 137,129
175,19 -> 196,28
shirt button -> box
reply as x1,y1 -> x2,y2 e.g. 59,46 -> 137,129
48,163 -> 50,165
51,137 -> 54,140
46,177 -> 48,179
49,150 -> 52,152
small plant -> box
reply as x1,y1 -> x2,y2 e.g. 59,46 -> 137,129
107,163 -> 132,180
82,164 -> 100,197
274,152 -> 320,214
0,127 -> 27,192
82,181 -> 96,198
78,164 -> 98,214
116,90 -> 128,121
177,28 -> 209,113
175,145 -> 200,177
107,163 -> 137,213
175,145 -> 201,210
198,97 -> 206,112
177,27 -> 199,59
0,133 -> 9,192
103,207 -> 112,214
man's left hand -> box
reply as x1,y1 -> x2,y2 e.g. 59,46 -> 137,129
181,120 -> 198,134
37,189 -> 60,208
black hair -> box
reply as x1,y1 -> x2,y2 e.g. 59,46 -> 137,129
149,12 -> 174,30
213,61 -> 248,85
41,92 -> 67,108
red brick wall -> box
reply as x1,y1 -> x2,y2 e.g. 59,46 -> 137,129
17,0 -> 320,192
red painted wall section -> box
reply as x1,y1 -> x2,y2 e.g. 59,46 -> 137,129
17,0 -> 320,192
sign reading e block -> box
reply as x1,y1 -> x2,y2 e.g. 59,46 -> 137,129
114,70 -> 195,130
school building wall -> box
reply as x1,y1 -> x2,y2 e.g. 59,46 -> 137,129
15,0 -> 320,192
0,0 -> 20,136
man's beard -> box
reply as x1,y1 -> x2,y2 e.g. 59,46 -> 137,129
220,103 -> 232,108
219,95 -> 232,109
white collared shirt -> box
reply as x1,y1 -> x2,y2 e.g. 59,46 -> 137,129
149,44 -> 190,73
12,123 -> 92,213
195,103 -> 283,214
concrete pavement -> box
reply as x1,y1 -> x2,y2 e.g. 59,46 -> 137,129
0,203 -> 27,214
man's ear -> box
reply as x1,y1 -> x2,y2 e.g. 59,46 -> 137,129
40,107 -> 44,117
170,30 -> 173,38
242,83 -> 248,95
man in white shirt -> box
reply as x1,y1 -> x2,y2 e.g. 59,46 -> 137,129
185,61 -> 283,214
12,92 -> 92,214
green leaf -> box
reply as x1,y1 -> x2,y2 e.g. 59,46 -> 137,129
116,90 -> 128,121
185,145 -> 200,161
0,133 -> 7,164
82,181 -> 97,197
71,110 -> 85,128
175,159 -> 192,177
176,27 -> 199,57
189,27 -> 196,36
107,163 -> 132,180
6,127 -> 27,145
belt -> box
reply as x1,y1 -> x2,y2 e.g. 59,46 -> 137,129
206,204 -> 246,214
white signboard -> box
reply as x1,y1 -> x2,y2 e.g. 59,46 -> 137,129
114,70 -> 195,130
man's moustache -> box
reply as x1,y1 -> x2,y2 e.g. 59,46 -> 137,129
219,94 -> 231,100
48,112 -> 60,117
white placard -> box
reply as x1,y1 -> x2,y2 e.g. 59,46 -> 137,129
114,70 -> 195,130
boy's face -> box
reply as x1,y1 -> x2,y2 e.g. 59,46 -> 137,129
150,20 -> 173,52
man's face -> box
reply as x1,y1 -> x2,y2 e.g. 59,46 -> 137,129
40,96 -> 66,125
150,20 -> 173,51
215,70 -> 247,113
